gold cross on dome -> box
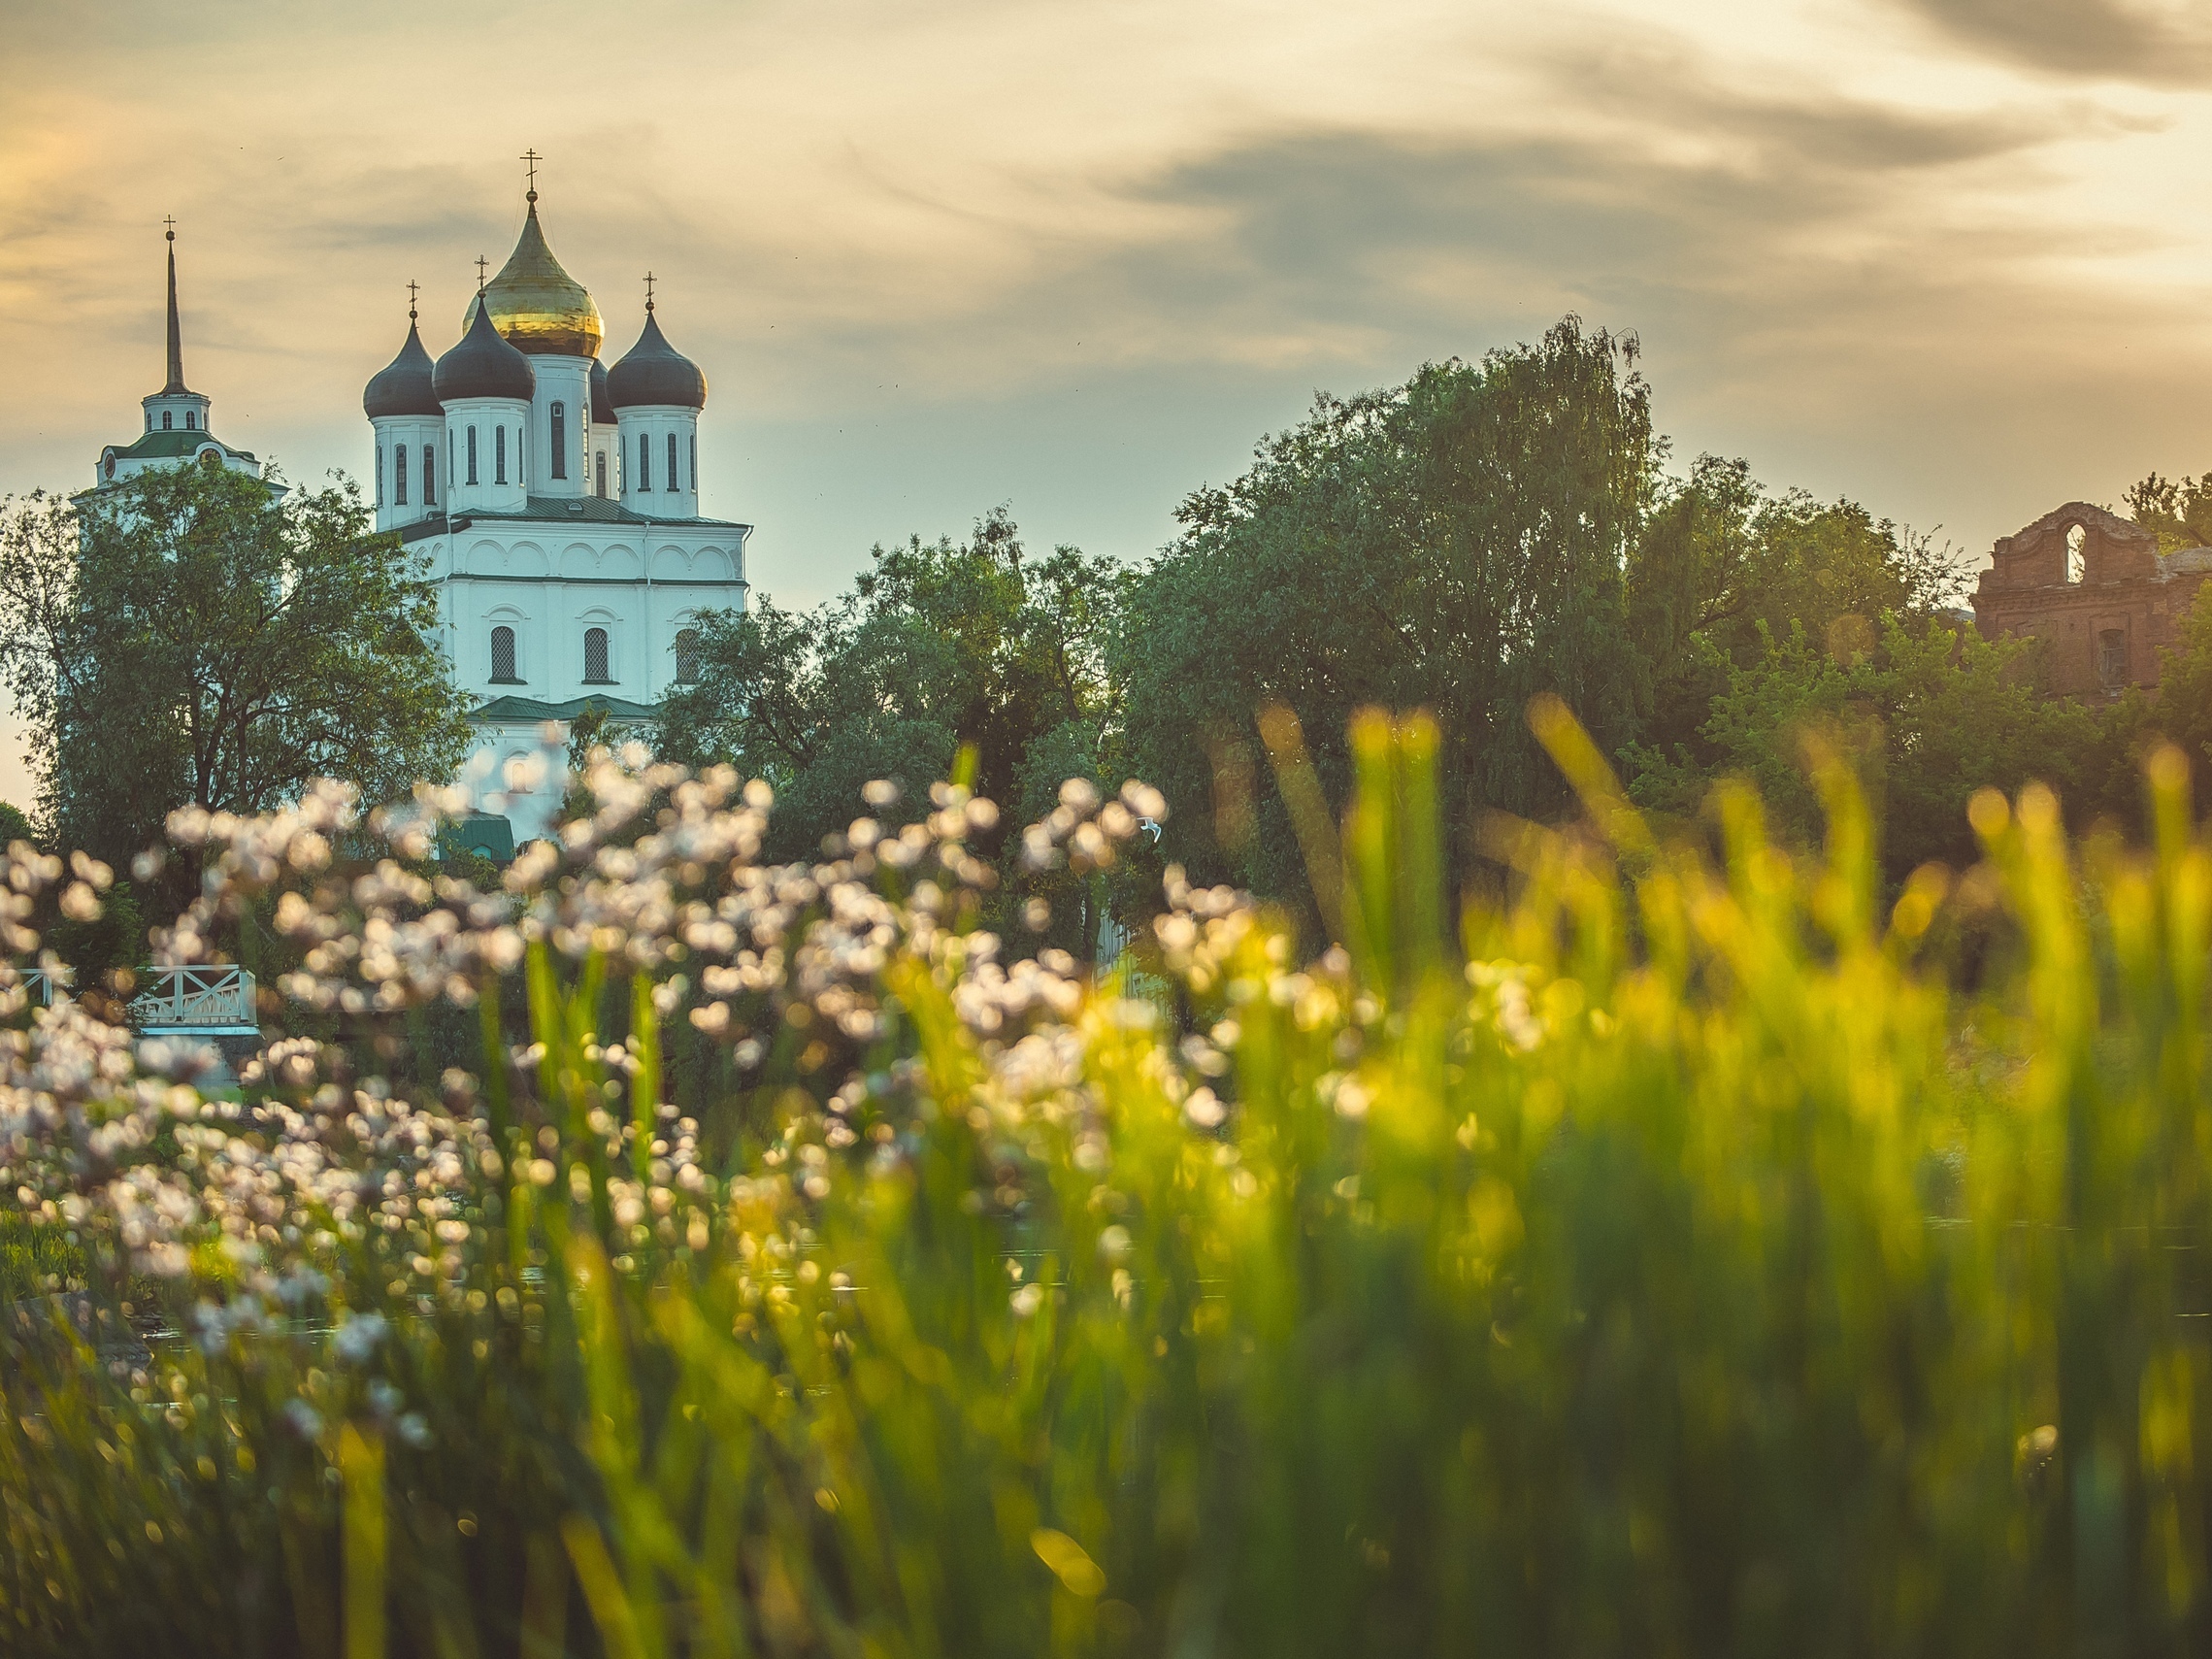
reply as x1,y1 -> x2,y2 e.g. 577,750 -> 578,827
521,148 -> 542,198
644,271 -> 656,312
163,215 -> 176,241
476,254 -> 489,291
406,279 -> 419,319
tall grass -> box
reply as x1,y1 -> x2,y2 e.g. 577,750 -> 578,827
1,713 -> 2210,1655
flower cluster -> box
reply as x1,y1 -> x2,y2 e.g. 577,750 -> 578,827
0,750 -> 1229,1354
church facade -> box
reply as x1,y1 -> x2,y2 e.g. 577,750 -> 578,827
95,186 -> 750,851
1972,502 -> 2212,698
360,179 -> 750,845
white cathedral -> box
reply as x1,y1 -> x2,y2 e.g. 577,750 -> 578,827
99,180 -> 751,852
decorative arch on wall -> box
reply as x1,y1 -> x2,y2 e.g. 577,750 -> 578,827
464,540 -> 549,579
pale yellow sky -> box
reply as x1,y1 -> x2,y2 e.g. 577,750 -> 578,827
3,0 -> 2211,809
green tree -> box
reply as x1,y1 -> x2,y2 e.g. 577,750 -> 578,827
1627,453 -> 1967,775
1629,614 -> 2100,880
0,467 -> 473,896
657,510 -> 1129,916
1116,317 -> 1654,922
2125,470 -> 2212,550
2094,582 -> 2212,826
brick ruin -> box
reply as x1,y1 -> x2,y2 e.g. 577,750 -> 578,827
1971,501 -> 2212,697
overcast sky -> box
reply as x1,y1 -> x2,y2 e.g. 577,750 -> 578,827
3,0 -> 2211,804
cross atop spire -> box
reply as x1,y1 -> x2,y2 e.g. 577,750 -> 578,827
406,279 -> 419,320
476,254 -> 489,293
644,271 -> 656,314
161,218 -> 188,395
521,147 -> 541,205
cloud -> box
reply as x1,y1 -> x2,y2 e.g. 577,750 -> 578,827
1884,0 -> 2212,83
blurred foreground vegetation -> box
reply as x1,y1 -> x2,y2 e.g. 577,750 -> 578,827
5,713 -> 2212,1657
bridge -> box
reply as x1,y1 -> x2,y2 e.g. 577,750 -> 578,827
17,965 -> 260,1038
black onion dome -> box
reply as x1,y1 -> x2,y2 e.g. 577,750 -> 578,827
607,312 -> 707,411
364,319 -> 443,418
590,357 -> 616,424
433,295 -> 536,404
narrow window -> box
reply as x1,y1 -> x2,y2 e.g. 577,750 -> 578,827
395,445 -> 409,506
184,411 -> 196,430
2098,628 -> 2129,691
675,626 -> 701,683
376,446 -> 383,507
667,432 -> 678,492
2066,523 -> 2087,584
550,401 -> 567,480
467,425 -> 479,485
422,445 -> 437,506
163,411 -> 173,430
596,450 -> 607,498
639,433 -> 652,491
584,626 -> 611,682
496,424 -> 507,484
690,434 -> 697,490
491,625 -> 518,682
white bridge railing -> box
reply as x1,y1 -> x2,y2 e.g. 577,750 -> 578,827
127,967 -> 260,1036
8,965 -> 261,1040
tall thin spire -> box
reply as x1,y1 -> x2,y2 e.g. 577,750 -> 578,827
161,218 -> 189,395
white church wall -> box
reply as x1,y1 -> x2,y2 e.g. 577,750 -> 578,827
615,405 -> 701,520
528,357 -> 592,500
440,399 -> 529,514
370,415 -> 445,530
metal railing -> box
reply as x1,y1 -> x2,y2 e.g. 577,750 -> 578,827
126,966 -> 260,1035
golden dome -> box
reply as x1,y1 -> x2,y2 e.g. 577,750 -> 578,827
470,197 -> 603,358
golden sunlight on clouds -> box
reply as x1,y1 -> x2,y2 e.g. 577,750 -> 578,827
0,0 -> 2210,802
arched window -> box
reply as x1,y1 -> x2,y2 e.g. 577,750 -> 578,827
422,445 -> 437,506
395,445 -> 409,506
638,433 -> 652,491
467,425 -> 479,485
2099,628 -> 2129,691
550,401 -> 567,480
2066,523 -> 2087,584
162,411 -> 173,430
184,411 -> 196,430
596,450 -> 608,498
674,626 -> 701,683
583,627 -> 611,683
667,432 -> 678,492
495,424 -> 508,485
376,446 -> 383,507
690,434 -> 697,491
490,625 -> 518,683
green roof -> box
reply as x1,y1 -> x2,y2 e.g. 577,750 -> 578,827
474,693 -> 659,723
440,812 -> 515,866
400,496 -> 749,545
105,429 -> 257,463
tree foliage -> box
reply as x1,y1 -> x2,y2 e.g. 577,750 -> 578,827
1116,317 -> 1655,920
1628,614 -> 2101,879
0,467 -> 473,888
1627,453 -> 1969,776
2125,470 -> 2212,551
656,510 -> 1130,946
